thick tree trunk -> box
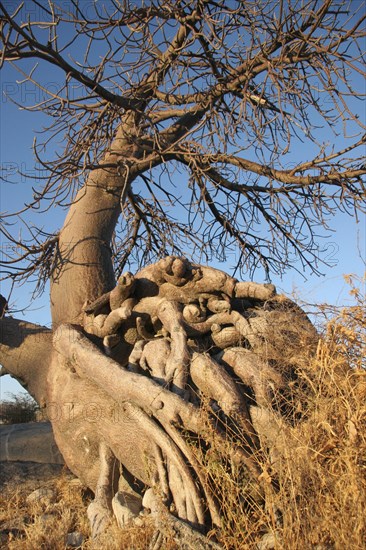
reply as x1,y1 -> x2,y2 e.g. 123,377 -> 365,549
50,182 -> 120,326
50,117 -> 140,327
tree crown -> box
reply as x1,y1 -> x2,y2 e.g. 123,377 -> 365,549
1,0 -> 365,295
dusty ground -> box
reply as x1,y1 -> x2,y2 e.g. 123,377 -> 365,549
0,462 -> 163,550
0,461 -> 90,549
0,461 -> 67,488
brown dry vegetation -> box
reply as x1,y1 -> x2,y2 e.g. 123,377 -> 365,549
0,466 -> 159,549
1,278 -> 365,550
0,393 -> 40,425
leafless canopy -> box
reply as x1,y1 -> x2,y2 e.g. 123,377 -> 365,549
1,0 -> 365,289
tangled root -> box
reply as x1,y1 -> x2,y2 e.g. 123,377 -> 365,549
60,257 -> 317,531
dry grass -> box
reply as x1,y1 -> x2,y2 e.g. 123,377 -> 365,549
0,469 -> 88,549
1,277 -> 365,549
211,275 -> 366,549
0,470 -> 158,549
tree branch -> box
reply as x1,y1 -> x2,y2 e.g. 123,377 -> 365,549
0,314 -> 52,405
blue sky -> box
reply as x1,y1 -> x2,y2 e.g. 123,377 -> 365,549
0,4 -> 365,397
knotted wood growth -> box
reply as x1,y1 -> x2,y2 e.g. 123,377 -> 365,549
50,256 -> 316,538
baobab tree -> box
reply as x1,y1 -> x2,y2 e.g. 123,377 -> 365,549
0,0 -> 365,545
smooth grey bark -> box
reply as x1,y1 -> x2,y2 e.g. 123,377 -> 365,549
0,317 -> 52,406
50,117 -> 140,327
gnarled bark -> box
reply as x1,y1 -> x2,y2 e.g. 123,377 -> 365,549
1,256 -> 317,544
